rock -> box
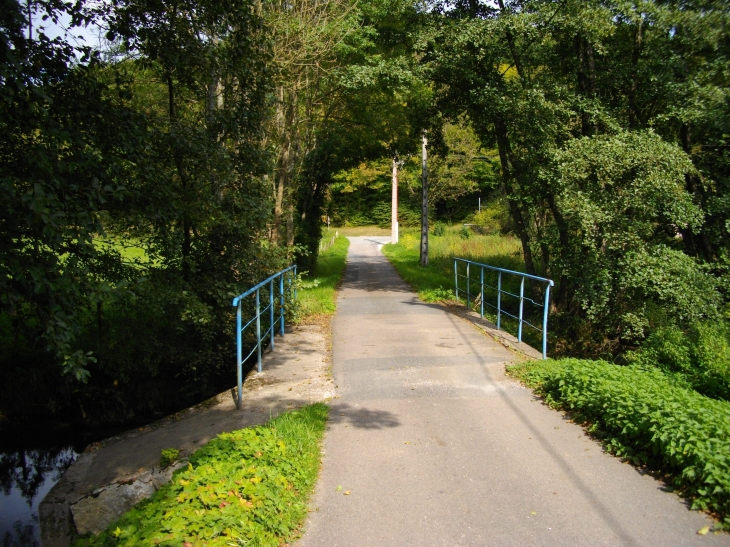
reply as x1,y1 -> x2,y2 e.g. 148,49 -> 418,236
71,480 -> 156,536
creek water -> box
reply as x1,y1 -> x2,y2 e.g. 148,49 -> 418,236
0,422 -> 134,546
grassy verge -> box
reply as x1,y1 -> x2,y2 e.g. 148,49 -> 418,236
74,404 -> 329,547
507,358 -> 730,529
297,236 -> 349,318
381,227 -> 544,347
330,225 -> 390,236
382,227 -> 522,302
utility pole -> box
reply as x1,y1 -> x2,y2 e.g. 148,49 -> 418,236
391,156 -> 399,244
420,130 -> 428,267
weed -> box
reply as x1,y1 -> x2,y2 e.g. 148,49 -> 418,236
159,448 -> 179,468
74,404 -> 329,547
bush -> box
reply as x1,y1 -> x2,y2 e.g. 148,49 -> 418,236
459,225 -> 471,240
432,223 -> 446,237
507,358 -> 730,528
75,404 -> 329,547
627,321 -> 730,401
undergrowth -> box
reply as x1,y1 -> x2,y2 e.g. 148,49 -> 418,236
74,403 -> 329,547
507,359 -> 730,529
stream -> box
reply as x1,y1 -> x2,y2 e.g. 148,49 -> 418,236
0,422 -> 134,546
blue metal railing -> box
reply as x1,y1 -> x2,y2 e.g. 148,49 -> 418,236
453,258 -> 554,359
231,265 -> 297,409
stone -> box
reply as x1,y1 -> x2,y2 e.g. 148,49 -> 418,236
71,480 -> 156,536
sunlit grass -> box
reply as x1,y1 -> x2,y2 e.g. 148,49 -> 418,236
297,237 -> 350,318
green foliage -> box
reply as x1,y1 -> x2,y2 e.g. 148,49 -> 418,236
160,448 -> 180,469
507,359 -> 730,528
458,226 -> 471,240
627,321 -> 730,401
432,223 -> 446,237
425,0 -> 730,355
419,286 -> 454,303
74,403 -> 329,547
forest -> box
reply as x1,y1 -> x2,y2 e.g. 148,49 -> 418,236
1,0 -> 729,432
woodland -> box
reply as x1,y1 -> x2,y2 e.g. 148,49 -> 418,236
1,0 -> 729,429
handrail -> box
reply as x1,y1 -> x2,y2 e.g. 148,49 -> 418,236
231,265 -> 297,409
453,258 -> 554,359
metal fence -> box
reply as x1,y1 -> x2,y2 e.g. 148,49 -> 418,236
231,265 -> 297,409
453,258 -> 554,359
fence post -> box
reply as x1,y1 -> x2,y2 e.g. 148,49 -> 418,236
518,277 -> 525,343
279,273 -> 285,336
466,262 -> 470,309
497,271 -> 502,330
269,279 -> 275,351
256,289 -> 262,373
454,260 -> 459,302
236,301 -> 242,410
542,283 -> 552,359
480,267 -> 484,318
293,266 -> 298,300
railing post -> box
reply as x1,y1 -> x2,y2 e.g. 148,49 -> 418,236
269,279 -> 275,351
466,262 -> 470,309
480,267 -> 484,318
542,283 -> 552,359
256,289 -> 262,373
518,277 -> 525,343
454,259 -> 459,302
236,301 -> 242,410
293,266 -> 298,300
279,273 -> 285,336
497,271 -> 502,330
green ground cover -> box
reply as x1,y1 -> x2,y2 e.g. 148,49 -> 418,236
507,359 -> 730,529
296,236 -> 350,318
74,404 -> 329,547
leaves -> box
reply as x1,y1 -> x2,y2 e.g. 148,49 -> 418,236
74,404 -> 329,547
509,359 -> 730,528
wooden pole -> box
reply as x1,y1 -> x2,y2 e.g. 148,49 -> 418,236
420,130 -> 429,267
391,156 -> 399,244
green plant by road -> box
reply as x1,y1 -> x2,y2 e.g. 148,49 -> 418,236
296,236 -> 350,318
508,359 -> 730,530
74,403 -> 329,547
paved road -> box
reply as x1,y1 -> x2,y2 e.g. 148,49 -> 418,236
299,237 -> 727,547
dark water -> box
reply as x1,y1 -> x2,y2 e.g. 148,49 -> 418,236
0,447 -> 77,547
0,421 -> 138,547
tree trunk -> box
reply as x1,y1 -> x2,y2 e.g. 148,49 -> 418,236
680,123 -> 714,261
494,117 -> 538,279
628,18 -> 643,129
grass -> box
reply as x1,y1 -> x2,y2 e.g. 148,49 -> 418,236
382,226 -> 523,301
507,359 -> 730,530
296,236 -> 350,318
381,226 -> 543,346
329,225 -> 391,236
74,403 -> 329,547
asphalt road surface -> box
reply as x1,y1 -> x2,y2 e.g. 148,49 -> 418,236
298,236 -> 728,547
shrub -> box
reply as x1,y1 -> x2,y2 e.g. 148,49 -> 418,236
627,321 -> 730,401
432,223 -> 446,237
459,226 -> 471,240
507,358 -> 730,528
